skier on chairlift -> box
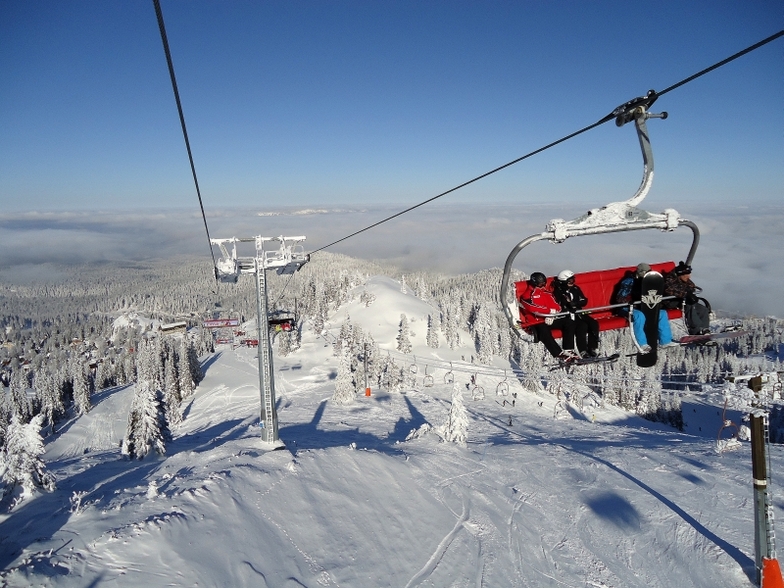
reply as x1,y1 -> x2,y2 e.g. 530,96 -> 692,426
663,261 -> 712,335
552,270 -> 600,358
519,272 -> 579,363
614,263 -> 678,353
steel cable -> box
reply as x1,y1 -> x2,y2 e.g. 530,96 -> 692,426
312,30 -> 784,254
152,0 -> 218,274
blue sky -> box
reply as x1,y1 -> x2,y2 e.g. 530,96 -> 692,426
1,1 -> 782,213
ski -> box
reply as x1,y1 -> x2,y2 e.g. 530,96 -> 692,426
549,353 -> 620,371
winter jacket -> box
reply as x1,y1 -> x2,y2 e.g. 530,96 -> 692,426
663,272 -> 700,306
519,283 -> 561,316
552,282 -> 588,313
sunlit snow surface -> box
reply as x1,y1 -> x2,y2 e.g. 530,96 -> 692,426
1,277 -> 775,587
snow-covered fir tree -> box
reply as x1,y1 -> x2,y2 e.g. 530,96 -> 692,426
184,337 -> 203,388
1,413 -> 56,505
359,289 -> 375,307
178,337 -> 195,399
33,366 -> 64,434
334,317 -> 353,357
8,370 -> 31,423
72,358 -> 91,416
122,340 -> 168,459
0,393 -> 10,452
442,303 -> 461,350
332,347 -> 356,405
426,314 -> 440,349
396,314 -> 412,354
162,342 -> 182,430
437,385 -> 468,446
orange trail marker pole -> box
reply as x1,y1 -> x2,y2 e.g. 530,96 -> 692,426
762,558 -> 784,588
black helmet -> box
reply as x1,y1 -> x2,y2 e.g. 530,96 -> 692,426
529,272 -> 547,287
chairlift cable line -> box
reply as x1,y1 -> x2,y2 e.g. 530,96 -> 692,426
311,29 -> 784,255
655,29 -> 784,99
152,0 -> 218,275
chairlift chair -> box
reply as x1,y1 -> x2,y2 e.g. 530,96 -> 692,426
423,365 -> 434,388
268,310 -> 295,332
444,362 -> 455,384
496,370 -> 510,396
500,97 -> 700,346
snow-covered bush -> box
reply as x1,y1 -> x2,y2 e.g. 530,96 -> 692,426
436,385 -> 469,446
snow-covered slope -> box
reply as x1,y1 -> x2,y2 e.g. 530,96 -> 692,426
0,276 -> 776,587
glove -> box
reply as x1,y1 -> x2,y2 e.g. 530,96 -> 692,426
545,317 -> 554,325
686,293 -> 699,305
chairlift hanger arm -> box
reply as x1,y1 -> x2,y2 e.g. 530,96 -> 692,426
210,234 -> 309,282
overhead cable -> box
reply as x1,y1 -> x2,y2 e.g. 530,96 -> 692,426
312,29 -> 784,255
152,0 -> 218,274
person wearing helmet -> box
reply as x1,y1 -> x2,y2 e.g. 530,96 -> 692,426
663,261 -> 711,335
553,270 -> 600,357
519,271 -> 579,362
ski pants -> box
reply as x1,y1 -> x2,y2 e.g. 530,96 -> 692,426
532,316 -> 576,358
575,314 -> 600,354
686,302 -> 711,335
632,308 -> 673,346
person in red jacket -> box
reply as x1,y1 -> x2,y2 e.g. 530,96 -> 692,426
519,272 -> 579,362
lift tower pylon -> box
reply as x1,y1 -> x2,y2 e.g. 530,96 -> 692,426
211,235 -> 308,447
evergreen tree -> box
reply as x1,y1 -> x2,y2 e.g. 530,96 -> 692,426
360,289 -> 375,307
332,347 -> 355,405
178,338 -> 195,399
396,314 -> 412,354
163,343 -> 182,430
438,385 -> 468,446
122,340 -> 168,459
1,414 -> 56,503
334,317 -> 353,356
0,393 -> 10,451
72,359 -> 91,416
185,338 -> 203,387
33,367 -> 63,434
8,370 -> 31,423
426,314 -> 440,349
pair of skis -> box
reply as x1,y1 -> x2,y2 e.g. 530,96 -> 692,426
550,352 -> 620,371
549,331 -> 747,371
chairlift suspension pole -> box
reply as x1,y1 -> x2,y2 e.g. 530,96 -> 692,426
210,234 -> 309,448
255,255 -> 278,443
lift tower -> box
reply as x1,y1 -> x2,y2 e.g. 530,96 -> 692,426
211,235 -> 308,447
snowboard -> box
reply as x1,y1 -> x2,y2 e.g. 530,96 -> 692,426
678,330 -> 748,345
637,271 -> 664,368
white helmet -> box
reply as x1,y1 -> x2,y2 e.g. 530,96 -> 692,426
557,270 -> 574,282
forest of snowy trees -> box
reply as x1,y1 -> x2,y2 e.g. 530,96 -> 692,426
1,253 -> 782,507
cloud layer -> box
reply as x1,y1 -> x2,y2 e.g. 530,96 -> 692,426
0,203 -> 779,318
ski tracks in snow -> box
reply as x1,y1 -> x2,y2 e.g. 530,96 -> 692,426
405,492 -> 472,588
